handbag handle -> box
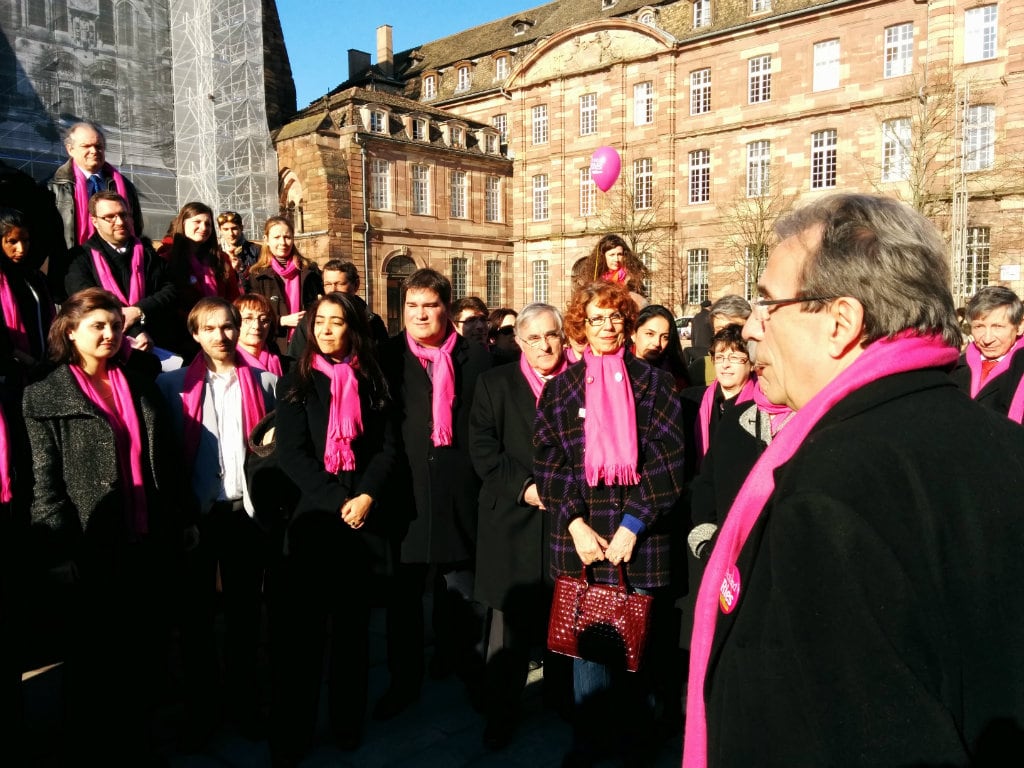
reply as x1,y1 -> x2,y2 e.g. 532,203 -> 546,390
579,563 -> 629,594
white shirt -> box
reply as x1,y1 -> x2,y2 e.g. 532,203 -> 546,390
205,367 -> 248,508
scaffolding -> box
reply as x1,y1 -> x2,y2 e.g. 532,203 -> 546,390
169,0 -> 277,233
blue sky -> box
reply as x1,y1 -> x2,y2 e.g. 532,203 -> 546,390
276,0 -> 531,109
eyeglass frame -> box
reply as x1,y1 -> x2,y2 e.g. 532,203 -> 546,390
93,211 -> 132,224
712,353 -> 750,365
585,312 -> 625,328
519,330 -> 563,349
752,295 -> 835,321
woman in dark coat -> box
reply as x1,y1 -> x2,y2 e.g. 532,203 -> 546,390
534,281 -> 686,766
22,287 -> 189,765
248,216 -> 322,355
269,293 -> 396,767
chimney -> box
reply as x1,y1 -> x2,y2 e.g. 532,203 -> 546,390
348,49 -> 371,80
377,25 -> 393,78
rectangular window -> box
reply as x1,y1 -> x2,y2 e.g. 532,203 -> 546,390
751,0 -> 771,12
580,167 -> 596,217
423,75 -> 436,99
456,65 -> 471,92
412,118 -> 427,141
884,23 -> 913,78
532,174 -> 549,221
634,82 -> 654,126
411,164 -> 431,215
693,0 -> 710,28
485,176 -> 501,222
964,104 -> 995,172
493,114 -> 508,142
963,227 -> 990,296
748,55 -> 772,104
746,140 -> 771,197
687,249 -> 709,304
811,129 -> 837,189
690,68 -> 711,115
689,149 -> 710,204
451,126 -> 464,148
634,158 -> 653,210
450,257 -> 468,300
813,39 -> 840,91
495,56 -> 508,81
532,105 -> 548,145
533,260 -> 549,303
485,133 -> 498,154
486,260 -> 501,307
450,170 -> 467,218
965,5 -> 998,63
580,93 -> 598,136
370,158 -> 390,209
881,118 -> 911,182
369,110 -> 386,133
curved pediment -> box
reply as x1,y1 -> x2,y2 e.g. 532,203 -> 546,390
505,19 -> 675,89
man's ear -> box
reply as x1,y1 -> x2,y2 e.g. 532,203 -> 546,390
827,296 -> 865,358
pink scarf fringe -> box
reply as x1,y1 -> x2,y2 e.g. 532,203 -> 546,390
582,347 -> 639,487
682,332 -> 958,768
0,403 -> 11,503
312,354 -> 363,473
73,163 -> 128,245
406,328 -> 459,447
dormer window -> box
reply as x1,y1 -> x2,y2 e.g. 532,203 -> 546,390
602,0 -> 617,9
451,126 -> 464,148
369,109 -> 387,133
456,65 -> 471,92
638,9 -> 656,26
412,117 -> 428,141
485,133 -> 498,154
423,74 -> 436,100
512,19 -> 533,36
494,55 -> 509,81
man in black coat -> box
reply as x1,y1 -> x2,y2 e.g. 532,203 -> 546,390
375,268 -> 491,720
687,194 -> 1024,767
468,302 -> 571,748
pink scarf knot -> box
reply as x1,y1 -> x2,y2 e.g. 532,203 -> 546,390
90,241 -> 145,307
188,251 -> 219,298
312,354 -> 363,473
405,329 -> 459,447
519,349 -> 567,404
582,347 -> 639,487
236,345 -> 283,377
72,164 -> 128,245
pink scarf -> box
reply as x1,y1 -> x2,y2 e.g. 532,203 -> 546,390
69,364 -> 148,537
270,256 -> 301,314
236,344 -> 283,377
90,241 -> 145,307
188,251 -> 219,298
600,267 -> 628,284
73,163 -> 128,245
682,332 -> 958,768
0,269 -> 29,355
312,354 -> 363,472
751,378 -> 795,437
582,347 -> 639,486
405,328 -> 459,447
0,402 -> 11,503
181,353 -> 267,471
696,377 -> 757,460
519,349 -> 567,404
965,334 -> 1024,397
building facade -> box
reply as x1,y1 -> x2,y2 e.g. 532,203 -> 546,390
281,0 -> 1024,317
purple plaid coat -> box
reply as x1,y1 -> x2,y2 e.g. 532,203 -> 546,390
534,353 -> 685,590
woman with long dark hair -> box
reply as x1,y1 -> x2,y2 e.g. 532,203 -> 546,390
22,287 -> 189,764
249,216 -> 322,355
268,292 -> 396,766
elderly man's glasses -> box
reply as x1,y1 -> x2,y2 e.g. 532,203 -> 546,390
521,330 -> 561,348
752,296 -> 834,321
585,312 -> 624,328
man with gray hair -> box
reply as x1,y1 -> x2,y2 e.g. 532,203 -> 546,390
687,294 -> 753,384
468,302 -> 570,748
685,194 -> 1024,767
45,121 -> 145,299
951,285 -> 1024,418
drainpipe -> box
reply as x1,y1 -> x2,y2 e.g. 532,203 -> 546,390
353,133 -> 372,309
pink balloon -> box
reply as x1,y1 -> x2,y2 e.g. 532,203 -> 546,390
590,146 -> 621,192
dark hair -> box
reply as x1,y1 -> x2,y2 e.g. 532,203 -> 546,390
778,193 -> 962,347
564,281 -> 638,344
167,201 -> 228,284
710,323 -> 749,356
587,233 -> 650,292
486,307 -> 517,343
233,293 -> 279,343
284,293 -> 390,408
0,208 -> 27,241
452,296 -> 488,317
404,268 -> 451,307
87,190 -> 129,217
187,296 -> 240,336
48,287 -> 125,366
635,304 -> 689,387
323,260 -> 360,286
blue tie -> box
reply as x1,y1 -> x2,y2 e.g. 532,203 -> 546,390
88,174 -> 102,195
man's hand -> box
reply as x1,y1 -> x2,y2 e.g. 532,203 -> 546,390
122,305 -> 143,328
280,311 -> 305,328
131,331 -> 154,352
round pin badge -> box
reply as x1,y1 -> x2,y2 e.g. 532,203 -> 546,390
719,564 -> 741,614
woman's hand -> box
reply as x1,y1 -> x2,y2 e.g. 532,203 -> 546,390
605,526 -> 637,565
280,311 -> 305,328
523,483 -> 545,509
568,518 -> 608,565
341,493 -> 373,529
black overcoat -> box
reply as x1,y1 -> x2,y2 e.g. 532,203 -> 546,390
378,331 -> 491,564
468,362 -> 551,610
950,343 -> 1024,414
249,265 -> 323,355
